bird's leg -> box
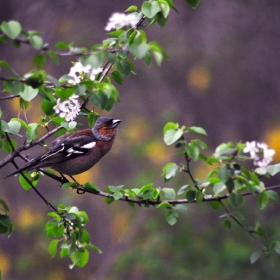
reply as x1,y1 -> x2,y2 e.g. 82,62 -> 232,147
64,174 -> 85,194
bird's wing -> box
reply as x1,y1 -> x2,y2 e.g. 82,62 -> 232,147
40,134 -> 97,163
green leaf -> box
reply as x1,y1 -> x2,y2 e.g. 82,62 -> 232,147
177,185 -> 190,195
111,71 -> 123,85
125,5 -> 139,12
3,137 -> 17,152
149,41 -> 169,65
156,12 -> 168,27
165,0 -> 178,12
55,87 -> 75,99
115,59 -> 131,77
1,21 -> 22,39
142,1 -> 161,18
56,42 -> 69,50
8,120 -> 21,135
0,215 -> 11,228
33,54 -> 46,68
231,212 -> 244,220
81,52 -> 105,69
187,126 -> 207,135
48,239 -> 59,258
218,165 -> 232,183
143,51 -> 152,66
3,80 -> 23,94
138,183 -> 154,194
1,120 -> 10,133
113,192 -> 123,200
213,182 -> 226,195
88,83 -> 119,111
266,164 -> 280,176
48,51 -> 59,65
162,163 -> 178,181
30,35 -> 43,49
0,223 -> 8,234
186,0 -> 201,9
108,185 -> 124,193
209,200 -> 221,210
26,123 -> 38,142
164,127 -> 183,145
186,190 -> 196,203
61,182 -> 77,189
257,192 -> 269,210
84,182 -> 100,192
20,85 -> 38,101
129,42 -> 149,59
19,171 -> 32,190
223,219 -> 231,231
41,100 -> 55,116
61,121 -> 77,131
228,193 -> 243,208
196,191 -> 204,204
266,190 -> 279,201
156,201 -> 172,208
250,251 -> 261,264
78,211 -> 89,224
166,210 -> 179,226
162,188 -> 176,199
185,141 -> 200,161
71,249 -> 89,268
0,199 -> 9,212
143,189 -> 154,200
0,60 -> 18,75
158,0 -> 170,18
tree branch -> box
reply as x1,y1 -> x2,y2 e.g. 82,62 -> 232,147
73,184 -> 280,206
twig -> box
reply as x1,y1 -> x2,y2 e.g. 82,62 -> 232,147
74,184 -> 280,206
0,94 -> 20,100
0,125 -> 63,169
220,200 -> 265,249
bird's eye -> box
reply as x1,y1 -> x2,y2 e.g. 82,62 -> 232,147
104,122 -> 110,127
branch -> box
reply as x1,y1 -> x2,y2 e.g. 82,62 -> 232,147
0,125 -> 63,169
74,184 -> 280,206
220,200 -> 265,249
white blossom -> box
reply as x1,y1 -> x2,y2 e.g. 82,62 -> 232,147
243,141 -> 259,160
243,141 -> 275,171
68,61 -> 102,85
105,12 -> 141,31
53,94 -> 81,122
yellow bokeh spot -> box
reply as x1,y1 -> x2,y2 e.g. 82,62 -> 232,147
124,119 -> 149,142
47,270 -> 66,280
145,140 -> 170,165
264,127 -> 280,162
110,211 -> 130,243
0,251 -> 11,275
188,65 -> 211,90
74,165 -> 100,183
16,206 -> 43,229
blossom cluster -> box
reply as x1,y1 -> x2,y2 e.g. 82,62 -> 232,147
243,141 -> 275,171
105,12 -> 141,31
68,61 -> 102,85
53,94 -> 81,122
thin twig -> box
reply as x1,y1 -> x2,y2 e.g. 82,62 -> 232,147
220,200 -> 265,249
0,125 -> 63,169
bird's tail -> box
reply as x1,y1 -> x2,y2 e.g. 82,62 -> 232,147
3,158 -> 40,179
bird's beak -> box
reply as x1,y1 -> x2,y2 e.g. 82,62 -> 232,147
112,119 -> 121,128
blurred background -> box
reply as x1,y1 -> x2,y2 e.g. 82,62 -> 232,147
1,0 -> 280,279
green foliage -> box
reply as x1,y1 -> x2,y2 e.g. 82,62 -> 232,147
46,205 -> 101,268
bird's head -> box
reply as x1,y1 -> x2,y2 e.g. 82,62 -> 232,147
92,117 -> 121,141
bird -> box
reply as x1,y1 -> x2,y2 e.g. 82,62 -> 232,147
5,116 -> 121,178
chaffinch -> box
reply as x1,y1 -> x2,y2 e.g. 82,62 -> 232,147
5,116 -> 121,178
